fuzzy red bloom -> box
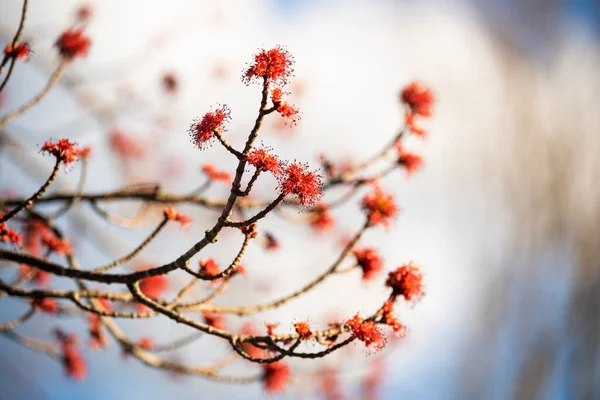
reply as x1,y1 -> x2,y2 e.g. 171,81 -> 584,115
263,361 -> 291,393
311,204 -> 335,232
0,219 -> 22,247
55,29 -> 91,60
240,323 -> 265,358
293,321 -> 313,339
41,232 -> 72,256
346,314 -> 386,351
41,139 -> 82,167
386,262 -> 424,303
4,43 -> 31,61
395,142 -> 423,175
76,146 -> 92,160
189,106 -> 231,149
201,164 -> 232,182
109,130 -> 145,159
381,300 -> 406,338
247,147 -> 281,175
55,330 -> 86,381
163,207 -> 191,228
231,263 -> 247,277
361,186 -> 398,227
203,312 -> 226,331
87,313 -> 108,349
20,265 -> 51,286
31,297 -> 59,314
271,87 -> 284,103
140,274 -> 168,299
321,369 -> 343,400
278,162 -> 323,206
353,247 -> 383,281
96,298 -> 113,313
276,102 -> 300,126
240,223 -> 258,238
405,112 -> 427,138
244,46 -> 294,86
400,81 -> 434,117
199,258 -> 220,277
265,322 -> 278,336
137,337 -> 154,350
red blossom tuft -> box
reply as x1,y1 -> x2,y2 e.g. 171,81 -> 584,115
293,321 -> 313,340
400,81 -> 434,117
346,314 -> 386,351
265,322 -> 278,336
240,223 -> 258,238
41,139 -> 82,167
55,29 -> 91,60
55,330 -> 87,381
163,207 -> 191,228
20,265 -> 51,286
386,262 -> 424,303
41,232 -> 72,256
201,164 -> 232,183
395,142 -> 423,175
353,247 -> 383,281
405,112 -> 427,138
0,218 -> 22,247
4,42 -> 31,61
203,312 -> 226,331
276,102 -> 300,126
244,46 -> 294,86
247,147 -> 281,175
381,300 -> 406,338
278,161 -> 323,206
87,313 -> 108,349
321,369 -> 344,400
137,337 -> 154,350
109,130 -> 145,159
263,361 -> 290,393
31,297 -> 59,314
199,258 -> 220,277
310,203 -> 335,232
189,106 -> 231,149
240,323 -> 265,359
361,185 -> 398,227
271,87 -> 284,104
140,274 -> 168,299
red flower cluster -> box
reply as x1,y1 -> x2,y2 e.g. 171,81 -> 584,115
199,258 -> 220,277
189,106 -> 231,149
163,207 -> 191,228
346,314 -> 386,351
346,314 -> 387,350
386,262 -> 424,303
361,186 -> 398,227
55,29 -> 91,60
381,300 -> 406,338
395,142 -> 423,176
4,42 -> 30,61
353,247 -> 383,281
263,361 -> 291,393
137,337 -> 154,350
203,312 -> 226,330
265,322 -> 278,336
276,102 -> 300,126
31,297 -> 59,314
41,139 -> 85,167
244,46 -> 294,86
293,320 -> 313,340
201,164 -> 232,183
270,87 -> 284,103
140,274 -> 168,299
401,81 -> 434,117
240,323 -> 265,359
55,330 -> 86,381
278,162 -> 323,206
310,203 -> 335,232
247,147 -> 281,175
87,313 -> 108,349
41,232 -> 72,256
109,130 -> 145,159
0,215 -> 22,246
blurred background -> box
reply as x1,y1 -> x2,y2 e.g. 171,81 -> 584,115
1,0 -> 599,399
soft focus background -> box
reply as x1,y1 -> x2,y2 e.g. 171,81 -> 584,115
1,0 -> 599,399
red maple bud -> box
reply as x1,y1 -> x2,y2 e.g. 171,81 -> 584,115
55,330 -> 86,381
381,300 -> 406,339
55,29 -> 91,60
31,297 -> 59,314
232,263 -> 247,276
265,322 -> 278,336
263,361 -> 290,393
310,203 -> 335,233
361,185 -> 398,227
244,46 -> 294,86
20,265 -> 51,286
87,313 -> 108,350
201,163 -> 232,183
199,258 -> 220,277
109,130 -> 145,159
203,312 -> 226,331
41,233 -> 72,256
293,321 -> 313,339
0,219 -> 22,247
189,106 -> 231,149
353,247 -> 383,281
4,42 -> 31,61
240,323 -> 265,358
41,139 -> 82,167
321,369 -> 343,400
400,81 -> 434,117
405,112 -> 427,138
346,314 -> 386,351
163,207 -> 191,228
140,274 -> 168,299
270,87 -> 284,104
395,142 -> 423,176
76,146 -> 92,160
162,72 -> 178,93
278,161 -> 323,206
247,147 -> 281,175
137,337 -> 154,350
240,223 -> 258,238
263,232 -> 280,251
97,298 -> 113,313
386,261 -> 424,303
276,102 -> 300,126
